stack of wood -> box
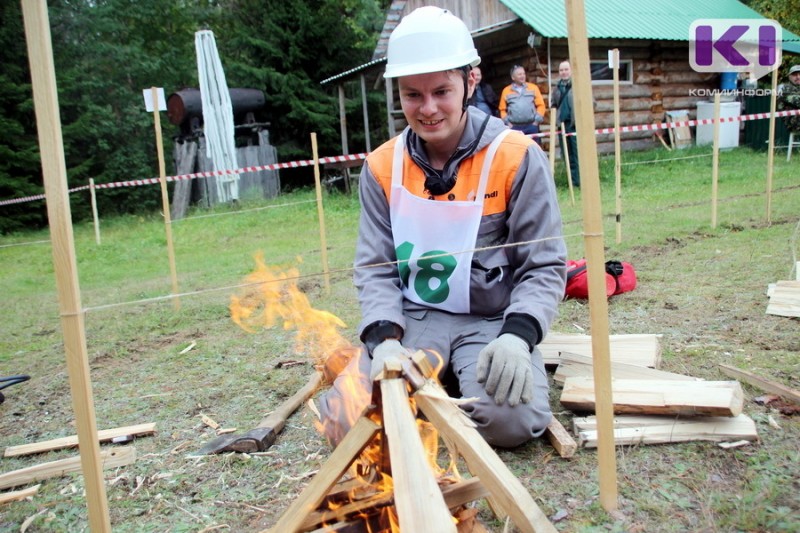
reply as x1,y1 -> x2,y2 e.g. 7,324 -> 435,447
543,333 -> 760,449
766,262 -> 800,317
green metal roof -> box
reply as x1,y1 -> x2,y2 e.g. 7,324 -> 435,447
499,0 -> 800,44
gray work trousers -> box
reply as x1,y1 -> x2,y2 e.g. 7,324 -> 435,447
317,308 -> 552,448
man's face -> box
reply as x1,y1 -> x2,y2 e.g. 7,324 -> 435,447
511,67 -> 527,84
398,70 -> 473,150
790,71 -> 800,85
473,67 -> 483,83
559,62 -> 572,80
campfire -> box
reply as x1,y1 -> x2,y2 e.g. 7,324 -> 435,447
230,256 -> 556,532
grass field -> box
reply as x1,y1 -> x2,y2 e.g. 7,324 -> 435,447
0,144 -> 798,532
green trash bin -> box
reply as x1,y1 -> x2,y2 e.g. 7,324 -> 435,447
743,95 -> 790,151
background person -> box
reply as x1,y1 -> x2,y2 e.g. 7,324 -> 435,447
778,64 -> 800,134
467,65 -> 498,116
498,64 -> 546,145
551,60 -> 581,187
318,6 -> 566,449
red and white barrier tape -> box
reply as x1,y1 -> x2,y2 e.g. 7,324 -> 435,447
2,109 -> 799,207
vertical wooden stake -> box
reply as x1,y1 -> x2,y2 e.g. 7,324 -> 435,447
549,107 -> 557,176
565,0 -> 618,512
561,123 -> 576,206
711,92 -> 721,229
151,87 -> 180,310
765,68 -> 778,224
311,133 -> 331,294
612,49 -> 622,244
89,178 -> 101,245
21,1 -> 111,530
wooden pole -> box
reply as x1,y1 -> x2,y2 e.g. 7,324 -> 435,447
612,49 -> 622,244
361,74 -> 371,152
561,123 -> 576,206
311,133 -> 331,294
765,68 -> 778,224
89,178 -> 101,245
549,107 -> 556,176
151,87 -> 180,310
565,0 -> 618,511
20,1 -> 111,530
711,92 -> 721,229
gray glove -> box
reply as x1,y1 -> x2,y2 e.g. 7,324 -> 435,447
533,112 -> 544,125
476,333 -> 534,406
370,339 -> 411,381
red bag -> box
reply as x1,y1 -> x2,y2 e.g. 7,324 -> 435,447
565,259 -> 636,299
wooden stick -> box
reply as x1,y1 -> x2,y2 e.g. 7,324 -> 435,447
560,377 -> 744,417
415,381 -> 557,533
573,414 -> 758,447
719,363 -> 800,404
545,417 -> 577,458
0,484 -> 40,505
379,377 -> 455,532
765,68 -> 778,223
0,446 -> 136,491
265,416 -> 380,533
548,107 -> 556,175
310,132 -> 331,294
560,123 -> 575,206
20,1 -> 112,529
4,423 -> 156,457
611,48 -> 622,244
89,178 -> 101,245
540,333 -> 662,368
151,87 -> 181,310
711,92 -> 720,229
565,0 -> 618,511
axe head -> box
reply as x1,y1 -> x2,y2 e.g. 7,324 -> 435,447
197,426 -> 277,455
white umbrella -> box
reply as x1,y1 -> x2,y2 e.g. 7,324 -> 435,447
195,30 -> 239,202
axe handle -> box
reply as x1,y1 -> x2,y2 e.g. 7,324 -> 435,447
257,371 -> 323,434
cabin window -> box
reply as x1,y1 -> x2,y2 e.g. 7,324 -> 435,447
590,59 -> 633,84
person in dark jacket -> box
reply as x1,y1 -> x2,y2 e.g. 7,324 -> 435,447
551,60 -> 580,187
468,66 -> 498,116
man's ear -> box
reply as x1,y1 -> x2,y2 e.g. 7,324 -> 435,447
467,69 -> 478,98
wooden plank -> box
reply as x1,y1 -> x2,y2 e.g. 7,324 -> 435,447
560,377 -> 744,417
265,416 -> 380,533
766,280 -> 800,317
380,377 -> 456,533
540,333 -> 662,368
554,352 -> 700,385
573,414 -> 758,447
0,484 -> 40,504
0,446 -> 136,491
544,417 -> 577,458
415,381 -> 557,533
719,364 -> 800,404
4,423 -> 157,457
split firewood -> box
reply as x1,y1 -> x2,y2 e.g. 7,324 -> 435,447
560,377 -> 744,417
765,280 -> 800,317
199,413 -> 220,430
0,447 -> 136,491
554,352 -> 701,385
0,484 -> 40,505
718,364 -> 800,405
544,417 -> 577,458
540,333 -> 662,368
572,414 -> 758,447
4,423 -> 156,458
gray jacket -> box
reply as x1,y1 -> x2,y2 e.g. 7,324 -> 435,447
353,107 -> 566,347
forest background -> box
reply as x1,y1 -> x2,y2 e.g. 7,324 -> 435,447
0,0 -> 798,234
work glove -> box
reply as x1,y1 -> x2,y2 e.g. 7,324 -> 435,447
370,339 -> 411,381
476,333 -> 533,406
533,112 -> 544,125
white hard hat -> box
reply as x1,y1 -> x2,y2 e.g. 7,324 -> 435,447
384,6 -> 480,79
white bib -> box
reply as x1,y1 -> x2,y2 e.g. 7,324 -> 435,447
389,129 -> 509,313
